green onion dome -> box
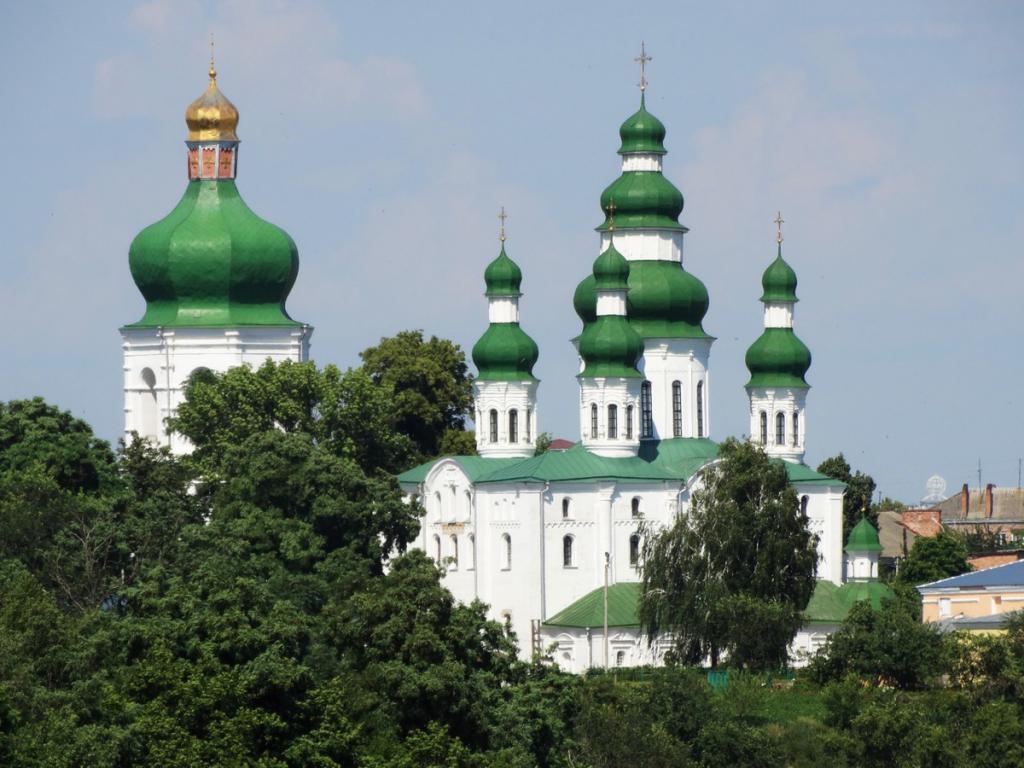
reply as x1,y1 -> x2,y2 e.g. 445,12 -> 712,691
127,180 -> 301,327
618,94 -> 667,155
484,245 -> 523,296
598,173 -> 684,232
744,328 -> 811,389
844,517 -> 883,553
761,246 -> 799,302
574,274 -> 597,325
577,244 -> 643,378
472,323 -> 539,381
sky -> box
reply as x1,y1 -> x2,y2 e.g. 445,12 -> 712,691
0,0 -> 1021,504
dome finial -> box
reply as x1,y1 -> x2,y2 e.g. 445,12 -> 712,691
774,210 -> 785,246
607,198 -> 617,234
498,205 -> 508,244
209,32 -> 216,82
635,41 -> 651,93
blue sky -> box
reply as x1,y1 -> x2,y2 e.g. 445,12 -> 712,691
1,0 -> 1021,502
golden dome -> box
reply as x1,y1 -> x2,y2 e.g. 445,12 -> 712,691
185,62 -> 239,142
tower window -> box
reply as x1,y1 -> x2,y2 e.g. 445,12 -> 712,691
631,497 -> 642,518
526,408 -> 531,443
607,404 -> 618,439
792,412 -> 799,447
626,404 -> 634,439
563,535 -> 574,567
630,533 -> 641,566
759,411 -> 768,445
800,495 -> 809,517
509,409 -> 519,444
696,381 -> 704,438
489,409 -> 498,443
590,403 -> 598,438
776,412 -> 785,445
672,381 -> 682,437
433,534 -> 442,564
562,498 -> 571,519
501,533 -> 512,570
450,535 -> 459,569
468,533 -> 476,569
641,382 -> 653,438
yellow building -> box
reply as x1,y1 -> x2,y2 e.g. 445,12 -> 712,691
917,560 -> 1024,633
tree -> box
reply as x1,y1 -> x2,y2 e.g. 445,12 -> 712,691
897,530 -> 971,585
816,453 -> 877,540
360,331 -> 474,460
640,438 -> 818,668
534,433 -> 553,455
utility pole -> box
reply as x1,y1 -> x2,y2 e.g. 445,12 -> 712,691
1018,458 -> 1021,489
603,551 -> 610,670
978,459 -> 982,490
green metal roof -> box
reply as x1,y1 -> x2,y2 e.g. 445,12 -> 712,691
598,172 -> 685,232
544,582 -> 641,629
126,180 -> 303,328
593,242 -> 630,291
802,580 -> 894,625
845,517 -> 883,552
477,444 -> 678,484
782,462 -> 846,487
472,323 -> 539,381
577,315 -> 644,378
396,455 -> 525,485
617,94 -> 667,155
761,247 -> 799,303
484,245 -> 523,297
745,328 -> 811,389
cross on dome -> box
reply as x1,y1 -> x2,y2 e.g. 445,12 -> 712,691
635,42 -> 652,92
607,199 -> 617,232
774,211 -> 785,244
209,33 -> 216,81
498,206 -> 508,243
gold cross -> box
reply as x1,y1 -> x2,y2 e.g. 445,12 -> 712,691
209,33 -> 216,81
635,42 -> 652,92
498,206 -> 507,243
774,211 -> 785,244
607,199 -> 617,232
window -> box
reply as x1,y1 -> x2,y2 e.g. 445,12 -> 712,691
509,409 -> 519,443
672,381 -> 682,437
775,412 -> 785,445
939,598 -> 951,617
616,650 -> 626,667
792,412 -> 799,447
641,381 -> 653,438
800,495 -> 809,517
526,408 -> 531,443
563,535 -> 574,567
696,381 -> 704,438
139,368 -> 159,442
759,411 -> 768,444
433,534 -> 441,564
450,535 -> 459,568
631,497 -> 641,518
502,533 -> 512,570
562,498 -> 571,519
590,403 -> 598,438
468,533 -> 476,569
434,491 -> 442,520
489,409 -> 498,443
629,533 -> 640,566
607,404 -> 618,439
626,404 -> 634,439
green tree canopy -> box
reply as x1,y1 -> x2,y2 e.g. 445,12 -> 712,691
360,330 -> 474,460
897,529 -> 972,585
640,438 -> 818,669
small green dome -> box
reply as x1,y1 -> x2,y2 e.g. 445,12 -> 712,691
744,328 -> 811,389
598,172 -> 685,231
127,180 -> 301,327
593,243 -> 629,290
845,517 -> 883,553
574,274 -> 597,325
472,323 -> 538,381
484,245 -> 523,297
761,246 -> 799,302
618,94 -> 667,155
578,316 -> 644,378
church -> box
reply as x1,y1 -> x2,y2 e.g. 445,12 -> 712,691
120,52 -> 862,671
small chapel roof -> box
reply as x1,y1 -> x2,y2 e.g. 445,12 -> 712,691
543,582 -> 641,629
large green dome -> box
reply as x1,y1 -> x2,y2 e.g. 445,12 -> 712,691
484,245 -> 523,296
618,94 -> 667,155
745,328 -> 811,389
127,180 -> 301,327
761,247 -> 799,302
598,173 -> 684,231
472,323 -> 539,381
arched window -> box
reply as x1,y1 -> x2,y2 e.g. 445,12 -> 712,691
759,411 -> 768,444
800,495 -> 809,517
450,535 -> 459,568
509,409 -> 519,444
433,491 -> 442,520
468,533 -> 476,569
526,408 -> 532,443
139,367 -> 159,442
562,498 -> 571,519
641,381 -> 653,438
629,533 -> 641,566
607,404 -> 618,439
626,404 -> 634,439
562,535 -> 574,567
631,497 -> 641,518
590,403 -> 598,438
433,534 -> 442,564
501,533 -> 512,570
489,409 -> 498,443
792,412 -> 799,447
696,381 -> 704,438
776,412 -> 785,445
616,650 -> 626,667
672,381 -> 683,437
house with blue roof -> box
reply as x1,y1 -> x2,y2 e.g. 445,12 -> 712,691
918,560 -> 1024,632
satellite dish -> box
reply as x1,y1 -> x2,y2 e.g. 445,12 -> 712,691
922,474 -> 947,504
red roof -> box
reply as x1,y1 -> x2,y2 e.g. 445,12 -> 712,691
548,438 -> 576,451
